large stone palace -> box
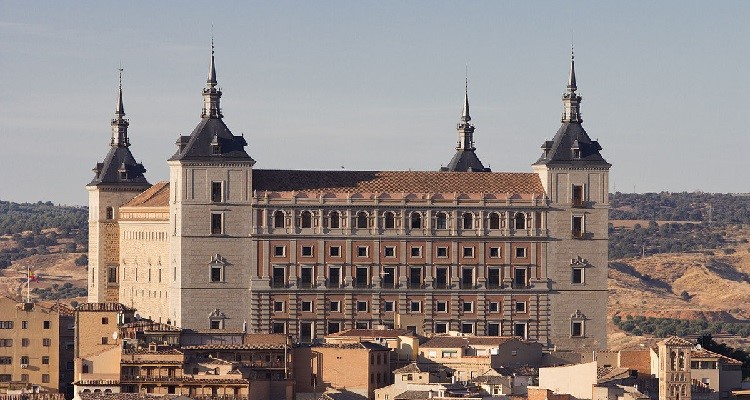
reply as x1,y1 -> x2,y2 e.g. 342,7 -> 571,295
86,49 -> 610,351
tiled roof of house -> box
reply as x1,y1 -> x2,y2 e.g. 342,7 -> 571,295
312,342 -> 389,351
77,303 -> 134,312
691,347 -> 743,365
466,336 -> 522,346
393,362 -> 424,374
328,328 -> 413,338
50,302 -> 75,316
122,181 -> 170,207
181,343 -> 286,350
597,367 -> 633,383
394,391 -> 432,400
421,336 -> 470,349
660,336 -> 694,347
253,170 -> 545,195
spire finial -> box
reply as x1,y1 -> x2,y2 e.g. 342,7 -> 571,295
207,26 -> 217,87
116,64 -> 125,116
567,45 -> 577,92
561,49 -> 582,123
202,28 -> 223,118
111,65 -> 129,147
462,65 -> 471,123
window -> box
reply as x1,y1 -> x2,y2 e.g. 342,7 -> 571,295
436,246 -> 448,258
43,321 -> 49,329
571,321 -> 584,337
384,246 -> 396,258
572,185 -> 584,206
514,213 -> 527,229
356,321 -> 371,329
210,212 -> 223,235
274,246 -> 285,257
515,247 -> 527,258
461,268 -> 474,289
435,267 -> 448,289
43,338 -> 52,347
356,212 -> 369,228
272,322 -> 286,334
329,211 -> 340,228
514,322 -> 527,339
384,212 -> 395,229
300,211 -> 313,228
410,301 -> 421,312
108,266 -> 117,283
0,339 -> 12,347
515,301 -> 527,313
487,268 -> 501,289
572,267 -> 584,284
20,356 -> 29,365
435,212 -> 447,229
357,246 -> 368,257
105,206 -> 114,220
383,301 -> 395,312
273,301 -> 285,312
410,213 -> 422,229
301,301 -> 313,312
21,338 -> 29,347
462,247 -> 474,258
410,247 -> 422,257
101,337 -> 108,344
355,267 -> 369,288
0,357 -> 11,365
487,322 -> 501,336
462,213 -> 473,229
272,267 -> 285,288
210,264 -> 223,282
435,322 -> 448,334
328,267 -> 341,288
21,374 -> 28,382
211,182 -> 223,202
0,375 -> 10,382
357,301 -> 368,312
300,267 -> 314,288
41,356 -> 49,365
408,267 -> 422,289
489,213 -> 501,229
273,211 -> 285,228
328,321 -> 341,334
329,301 -> 341,312
329,246 -> 341,257
301,246 -> 313,257
209,320 -> 222,330
461,322 -> 474,334
462,301 -> 474,313
436,301 -> 448,313
489,302 -> 500,312
21,321 -> 27,329
489,247 -> 500,258
102,317 -> 109,324
382,267 -> 396,288
514,268 -> 527,288
572,215 -> 584,238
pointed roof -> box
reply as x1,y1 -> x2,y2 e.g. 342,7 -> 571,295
444,150 -> 489,172
461,78 -> 471,123
207,37 -> 217,87
441,78 -> 490,172
660,336 -> 694,347
568,48 -> 577,92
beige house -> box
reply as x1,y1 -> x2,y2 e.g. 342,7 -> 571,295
324,328 -> 419,364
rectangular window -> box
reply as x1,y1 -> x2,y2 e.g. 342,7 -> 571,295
410,301 -> 421,312
436,246 -> 448,258
272,322 -> 286,334
409,267 -> 422,289
355,267 -> 369,288
329,246 -> 341,257
329,301 -> 341,312
514,268 -> 527,288
487,268 -> 501,289
384,246 -> 396,258
21,374 -> 28,382
572,184 -> 584,207
327,321 -> 341,334
572,321 -> 584,337
355,321 -> 370,329
410,247 -> 422,257
489,247 -> 500,258
462,247 -> 474,258
210,265 -> 223,282
210,213 -> 224,235
21,321 -> 27,329
382,267 -> 396,288
272,267 -> 285,288
20,356 -> 29,365
489,302 -> 500,313
43,321 -> 50,329
101,337 -> 108,344
301,246 -> 313,257
461,268 -> 474,289
0,339 -> 12,347
328,267 -> 341,288
301,301 -> 313,312
572,267 -> 584,284
102,317 -> 109,324
211,181 -> 223,203
435,267 -> 448,289
41,356 -> 49,365
209,320 -> 222,330
300,267 -> 314,288
435,322 -> 448,334
0,357 -> 11,365
515,247 -> 527,258
572,215 -> 584,238
0,375 -> 11,382
273,301 -> 285,312
357,246 -> 368,257
436,301 -> 448,313
383,301 -> 395,312
43,338 -> 51,347
357,301 -> 368,312
462,301 -> 473,313
487,322 -> 501,336
274,246 -> 285,257
21,338 -> 29,347
515,301 -> 527,313
108,266 -> 117,283
461,322 -> 474,334
514,322 -> 527,339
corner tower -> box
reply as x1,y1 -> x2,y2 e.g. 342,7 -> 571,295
441,79 -> 490,172
167,42 -> 255,330
532,51 -> 610,350
86,70 -> 151,303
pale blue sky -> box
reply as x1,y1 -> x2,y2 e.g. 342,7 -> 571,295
1,1 -> 749,205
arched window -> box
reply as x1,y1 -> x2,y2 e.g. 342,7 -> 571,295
410,213 -> 422,229
514,213 -> 526,230
329,211 -> 340,229
462,213 -> 473,230
273,211 -> 285,228
106,206 -> 114,220
435,212 -> 447,230
489,213 -> 500,230
384,212 -> 395,229
300,211 -> 312,228
356,212 -> 369,229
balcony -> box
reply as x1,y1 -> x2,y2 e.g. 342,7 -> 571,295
354,282 -> 371,289
433,282 -> 450,289
407,282 -> 424,289
486,282 -> 502,289
381,281 -> 397,289
298,281 -> 314,289
327,281 -> 342,289
459,282 -> 475,289
271,280 -> 286,289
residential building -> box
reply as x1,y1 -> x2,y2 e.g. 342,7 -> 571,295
87,48 -> 610,351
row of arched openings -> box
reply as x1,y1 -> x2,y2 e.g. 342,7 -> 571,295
272,210 -> 530,230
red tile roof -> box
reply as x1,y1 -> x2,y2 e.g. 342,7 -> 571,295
691,347 -> 743,365
253,170 -> 545,194
123,181 -> 170,207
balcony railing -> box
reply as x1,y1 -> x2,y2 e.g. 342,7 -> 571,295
354,282 -> 371,289
271,280 -> 286,289
459,282 -> 475,289
298,281 -> 314,289
327,281 -> 342,289
486,282 -> 502,289
381,281 -> 396,289
407,282 -> 424,289
433,282 -> 450,289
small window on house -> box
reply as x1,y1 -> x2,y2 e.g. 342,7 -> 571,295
515,247 -> 527,258
209,320 -> 222,330
571,321 -> 584,337
435,212 -> 447,229
515,301 -> 527,313
384,246 -> 396,258
356,321 -> 371,329
461,322 -> 474,334
572,148 -> 581,159
514,322 -> 527,339
488,322 -> 501,336
572,267 -> 584,284
43,321 -> 50,329
328,321 -> 341,334
489,302 -> 500,312
463,247 -> 474,258
273,211 -> 285,228
357,301 -> 368,312
43,338 -> 51,347
462,302 -> 473,313
514,267 -> 527,288
410,213 -> 422,229
410,247 -> 422,257
329,246 -> 341,257
515,213 -> 527,229
274,246 -> 285,257
301,246 -> 313,257
21,321 -> 27,329
210,264 -> 223,282
107,266 -> 117,283
329,211 -> 340,228
572,215 -> 584,238
301,301 -> 313,312
436,301 -> 447,313
384,212 -> 396,229
101,337 -> 108,345
489,212 -> 501,229
273,301 -> 285,312
211,182 -> 223,203
357,246 -> 368,257
329,301 -> 341,312
489,247 -> 500,258
435,322 -> 448,334
210,213 -> 224,235
102,317 -> 109,325
272,322 -> 286,334
42,356 -> 49,365
300,211 -> 313,228
410,301 -> 421,312
463,213 -> 473,229
572,185 -> 584,206
436,247 -> 448,257
356,212 -> 369,228
383,301 -> 395,312
105,207 -> 114,220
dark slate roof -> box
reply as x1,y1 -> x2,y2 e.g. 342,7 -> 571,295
442,150 -> 490,172
534,122 -> 609,167
169,118 -> 253,162
88,146 -> 149,187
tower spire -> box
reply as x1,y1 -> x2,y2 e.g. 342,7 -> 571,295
561,48 -> 582,123
111,67 -> 130,147
202,32 -> 223,119
456,73 -> 475,151
461,67 -> 471,123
